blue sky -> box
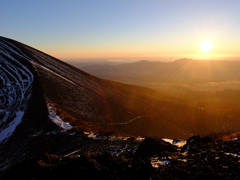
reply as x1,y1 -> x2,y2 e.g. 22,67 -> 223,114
1,0 -> 240,62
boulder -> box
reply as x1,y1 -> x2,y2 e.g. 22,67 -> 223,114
135,137 -> 178,158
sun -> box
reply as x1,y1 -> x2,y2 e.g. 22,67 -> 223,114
199,40 -> 213,52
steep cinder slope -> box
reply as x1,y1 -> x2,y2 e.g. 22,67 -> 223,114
0,37 -> 188,137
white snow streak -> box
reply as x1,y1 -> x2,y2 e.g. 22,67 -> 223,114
47,103 -> 72,131
162,138 -> 186,148
0,40 -> 33,143
0,111 -> 24,142
151,157 -> 171,168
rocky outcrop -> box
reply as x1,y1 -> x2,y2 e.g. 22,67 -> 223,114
2,136 -> 240,180
135,137 -> 178,158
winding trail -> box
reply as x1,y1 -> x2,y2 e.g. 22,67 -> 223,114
86,116 -> 142,125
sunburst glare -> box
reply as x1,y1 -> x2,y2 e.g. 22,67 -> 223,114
199,40 -> 213,52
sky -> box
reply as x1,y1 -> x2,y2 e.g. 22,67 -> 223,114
1,0 -> 240,62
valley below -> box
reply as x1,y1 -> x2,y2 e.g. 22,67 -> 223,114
78,59 -> 240,140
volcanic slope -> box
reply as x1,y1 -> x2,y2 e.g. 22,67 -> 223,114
0,36 -> 239,171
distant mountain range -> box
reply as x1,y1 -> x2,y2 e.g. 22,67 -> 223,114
0,37 -> 240,175
78,59 -> 240,83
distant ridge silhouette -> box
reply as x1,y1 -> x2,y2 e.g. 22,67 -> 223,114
80,58 -> 240,83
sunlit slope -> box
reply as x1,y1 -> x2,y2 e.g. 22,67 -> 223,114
79,59 -> 240,138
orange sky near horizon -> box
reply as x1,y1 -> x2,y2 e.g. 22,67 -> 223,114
42,42 -> 240,62
34,29 -> 240,62
2,0 -> 240,63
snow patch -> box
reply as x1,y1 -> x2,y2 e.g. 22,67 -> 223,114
64,150 -> 80,157
84,132 -> 99,138
151,157 -> 171,168
162,138 -> 186,148
47,103 -> 72,131
111,146 -> 129,156
225,153 -> 240,158
162,138 -> 173,144
135,137 -> 145,141
178,159 -> 187,162
173,140 -> 187,148
0,111 -> 24,142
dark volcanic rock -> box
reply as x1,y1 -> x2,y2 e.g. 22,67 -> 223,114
2,137 -> 240,180
181,135 -> 213,153
187,135 -> 213,145
135,137 -> 178,158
